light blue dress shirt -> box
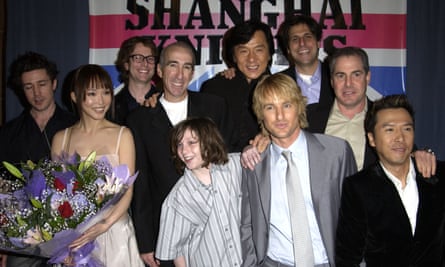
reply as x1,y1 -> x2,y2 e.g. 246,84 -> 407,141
267,131 -> 329,266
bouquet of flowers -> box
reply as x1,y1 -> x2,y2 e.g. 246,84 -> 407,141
0,152 -> 137,266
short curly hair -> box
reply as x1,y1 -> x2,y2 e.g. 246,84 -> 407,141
8,51 -> 58,93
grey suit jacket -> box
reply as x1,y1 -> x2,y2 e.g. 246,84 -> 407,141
240,131 -> 357,267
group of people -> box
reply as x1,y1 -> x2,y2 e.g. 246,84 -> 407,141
0,14 -> 443,267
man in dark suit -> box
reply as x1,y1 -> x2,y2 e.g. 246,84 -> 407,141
306,46 -> 435,174
127,41 -> 233,267
200,20 -> 274,152
241,73 -> 357,267
277,15 -> 335,118
335,94 -> 445,266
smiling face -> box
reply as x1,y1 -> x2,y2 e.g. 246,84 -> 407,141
233,30 -> 271,83
287,23 -> 319,72
157,45 -> 194,102
331,55 -> 370,110
21,69 -> 57,113
125,42 -> 156,85
367,108 -> 414,172
177,128 -> 205,172
76,83 -> 112,120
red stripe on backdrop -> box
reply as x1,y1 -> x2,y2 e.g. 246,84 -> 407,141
90,13 -> 406,49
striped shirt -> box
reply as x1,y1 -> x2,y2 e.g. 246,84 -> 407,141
156,153 -> 243,267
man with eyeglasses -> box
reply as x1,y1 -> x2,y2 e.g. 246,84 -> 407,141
114,36 -> 160,125
0,52 -> 76,267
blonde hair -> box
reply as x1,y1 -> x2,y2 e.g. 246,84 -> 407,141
252,73 -> 308,134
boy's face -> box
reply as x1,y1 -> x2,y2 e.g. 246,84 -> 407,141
21,69 -> 56,113
177,129 -> 205,172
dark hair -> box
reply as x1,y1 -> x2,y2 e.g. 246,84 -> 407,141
159,41 -> 196,68
170,117 -> 228,174
72,64 -> 115,119
222,19 -> 275,68
329,46 -> 370,75
115,36 -> 157,84
277,15 -> 322,62
365,94 -> 415,135
8,51 -> 58,93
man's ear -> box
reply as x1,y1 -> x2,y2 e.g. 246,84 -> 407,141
52,79 -> 58,92
70,91 -> 77,103
157,64 -> 163,78
367,132 -> 376,147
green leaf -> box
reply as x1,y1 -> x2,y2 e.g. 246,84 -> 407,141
83,151 -> 96,170
26,160 -> 36,170
2,161 -> 25,182
16,215 -> 26,226
30,198 -> 43,209
42,229 -> 52,241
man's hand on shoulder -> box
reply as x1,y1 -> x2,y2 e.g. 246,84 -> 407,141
241,133 -> 270,170
413,148 -> 436,177
143,92 -> 160,108
219,67 -> 236,80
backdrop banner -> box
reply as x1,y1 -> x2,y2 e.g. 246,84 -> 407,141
89,0 -> 406,97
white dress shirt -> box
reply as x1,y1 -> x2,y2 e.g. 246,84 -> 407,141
380,159 -> 419,235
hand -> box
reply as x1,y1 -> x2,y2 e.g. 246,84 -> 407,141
252,133 -> 270,154
140,252 -> 160,267
241,133 -> 270,170
413,149 -> 436,177
0,254 -> 6,267
69,220 -> 109,251
219,67 -> 236,80
143,92 -> 160,108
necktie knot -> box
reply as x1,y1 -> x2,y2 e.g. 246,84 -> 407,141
282,150 -> 292,162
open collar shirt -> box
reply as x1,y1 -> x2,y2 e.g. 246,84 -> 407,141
294,60 -> 322,105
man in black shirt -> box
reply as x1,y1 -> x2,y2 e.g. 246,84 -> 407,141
0,51 -> 76,267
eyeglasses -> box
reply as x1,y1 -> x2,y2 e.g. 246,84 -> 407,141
129,54 -> 156,64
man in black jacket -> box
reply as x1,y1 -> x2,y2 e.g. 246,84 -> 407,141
128,41 -> 234,267
336,95 -> 445,266
277,15 -> 335,117
0,52 -> 76,267
200,20 -> 274,152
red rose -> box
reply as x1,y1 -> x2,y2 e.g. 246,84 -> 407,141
73,180 -> 80,192
0,213 -> 8,226
54,178 -> 66,191
58,201 -> 74,218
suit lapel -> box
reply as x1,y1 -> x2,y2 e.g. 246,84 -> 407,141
305,132 -> 326,217
373,164 -> 415,238
255,146 -> 272,223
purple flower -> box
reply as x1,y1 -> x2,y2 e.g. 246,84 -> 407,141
24,170 -> 47,199
12,189 -> 31,210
